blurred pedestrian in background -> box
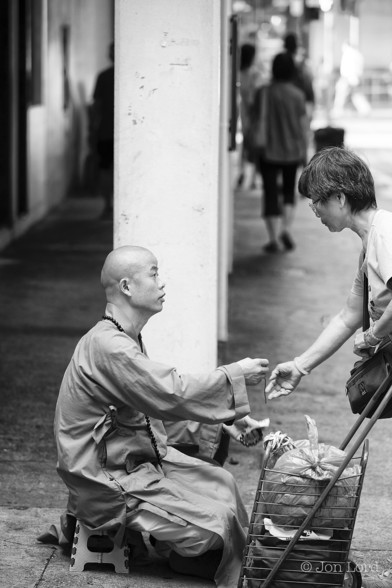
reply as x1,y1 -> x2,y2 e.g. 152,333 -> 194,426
333,42 -> 371,116
92,42 -> 115,219
284,32 -> 315,160
251,52 -> 307,253
284,33 -> 315,118
237,43 -> 264,190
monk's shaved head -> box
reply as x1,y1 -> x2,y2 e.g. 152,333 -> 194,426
101,246 -> 156,299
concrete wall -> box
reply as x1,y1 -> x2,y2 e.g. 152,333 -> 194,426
0,0 -> 113,250
45,0 -> 113,205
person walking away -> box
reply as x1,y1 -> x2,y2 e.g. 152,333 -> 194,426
284,33 -> 315,117
237,43 -> 264,190
333,42 -> 371,116
252,52 -> 307,253
92,42 -> 115,219
284,32 -> 315,160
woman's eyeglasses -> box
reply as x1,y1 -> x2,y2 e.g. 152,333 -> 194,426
309,197 -> 323,213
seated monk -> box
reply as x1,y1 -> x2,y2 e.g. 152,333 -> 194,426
43,245 -> 269,587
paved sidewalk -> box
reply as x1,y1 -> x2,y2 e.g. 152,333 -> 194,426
1,121 -> 392,586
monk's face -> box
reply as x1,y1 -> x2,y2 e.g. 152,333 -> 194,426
129,251 -> 166,316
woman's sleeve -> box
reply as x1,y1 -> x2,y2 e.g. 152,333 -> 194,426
376,232 -> 392,288
350,252 -> 365,296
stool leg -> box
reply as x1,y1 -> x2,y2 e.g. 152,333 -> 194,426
70,521 -> 89,572
69,520 -> 130,574
100,543 -> 129,573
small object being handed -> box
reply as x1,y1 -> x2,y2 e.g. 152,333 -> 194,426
223,416 -> 270,447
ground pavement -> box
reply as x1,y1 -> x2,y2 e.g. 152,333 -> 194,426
1,113 -> 392,587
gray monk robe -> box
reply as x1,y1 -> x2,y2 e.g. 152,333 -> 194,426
54,320 -> 251,587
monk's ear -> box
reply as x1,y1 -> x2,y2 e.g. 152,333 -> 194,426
120,278 -> 131,297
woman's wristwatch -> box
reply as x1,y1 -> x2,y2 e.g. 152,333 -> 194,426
364,325 -> 383,347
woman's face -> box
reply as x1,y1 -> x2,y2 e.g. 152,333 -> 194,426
309,193 -> 349,232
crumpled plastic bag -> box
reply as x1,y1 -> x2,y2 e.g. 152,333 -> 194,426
272,414 -> 348,480
262,415 -> 360,529
263,431 -> 296,469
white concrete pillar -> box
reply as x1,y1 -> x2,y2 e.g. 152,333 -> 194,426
217,0 -> 231,343
115,0 -> 221,372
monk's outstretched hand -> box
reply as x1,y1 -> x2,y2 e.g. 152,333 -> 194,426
237,357 -> 269,386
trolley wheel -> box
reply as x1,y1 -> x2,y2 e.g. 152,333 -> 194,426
344,560 -> 362,587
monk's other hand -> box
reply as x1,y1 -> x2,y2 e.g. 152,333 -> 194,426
223,416 -> 270,447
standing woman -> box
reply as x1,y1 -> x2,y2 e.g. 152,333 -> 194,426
253,52 -> 307,253
266,147 -> 392,401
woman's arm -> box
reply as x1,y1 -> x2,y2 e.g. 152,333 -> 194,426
294,291 -> 363,372
267,291 -> 363,399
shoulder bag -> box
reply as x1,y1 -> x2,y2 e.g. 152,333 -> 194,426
345,273 -> 392,419
251,85 -> 269,154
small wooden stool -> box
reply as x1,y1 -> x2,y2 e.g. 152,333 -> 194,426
70,520 -> 129,573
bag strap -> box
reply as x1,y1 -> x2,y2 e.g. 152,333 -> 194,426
261,85 -> 268,123
254,85 -> 268,120
363,272 -> 370,331
362,254 -> 392,344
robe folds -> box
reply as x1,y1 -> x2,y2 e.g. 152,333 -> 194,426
54,320 -> 251,587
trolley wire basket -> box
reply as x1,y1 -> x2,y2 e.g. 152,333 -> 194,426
238,440 -> 368,587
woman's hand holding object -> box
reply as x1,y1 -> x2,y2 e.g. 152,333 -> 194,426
353,331 -> 371,357
354,325 -> 382,357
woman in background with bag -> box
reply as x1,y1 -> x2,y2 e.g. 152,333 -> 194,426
237,43 -> 264,190
252,52 -> 307,253
265,147 -> 392,408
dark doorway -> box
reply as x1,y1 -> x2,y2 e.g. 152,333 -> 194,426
0,0 -> 31,228
0,2 -> 13,227
18,0 -> 29,217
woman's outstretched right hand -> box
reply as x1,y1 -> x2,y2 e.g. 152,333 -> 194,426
265,360 -> 303,399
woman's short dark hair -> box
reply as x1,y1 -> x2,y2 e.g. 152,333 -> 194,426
272,52 -> 295,82
298,147 -> 377,213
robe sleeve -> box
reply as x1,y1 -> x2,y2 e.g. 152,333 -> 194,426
83,329 -> 250,424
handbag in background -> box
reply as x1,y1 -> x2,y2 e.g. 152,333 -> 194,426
251,85 -> 269,153
345,273 -> 392,419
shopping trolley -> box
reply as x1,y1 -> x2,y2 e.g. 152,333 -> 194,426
238,370 -> 392,588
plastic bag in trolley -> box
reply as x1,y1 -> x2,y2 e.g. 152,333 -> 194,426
262,415 -> 361,530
